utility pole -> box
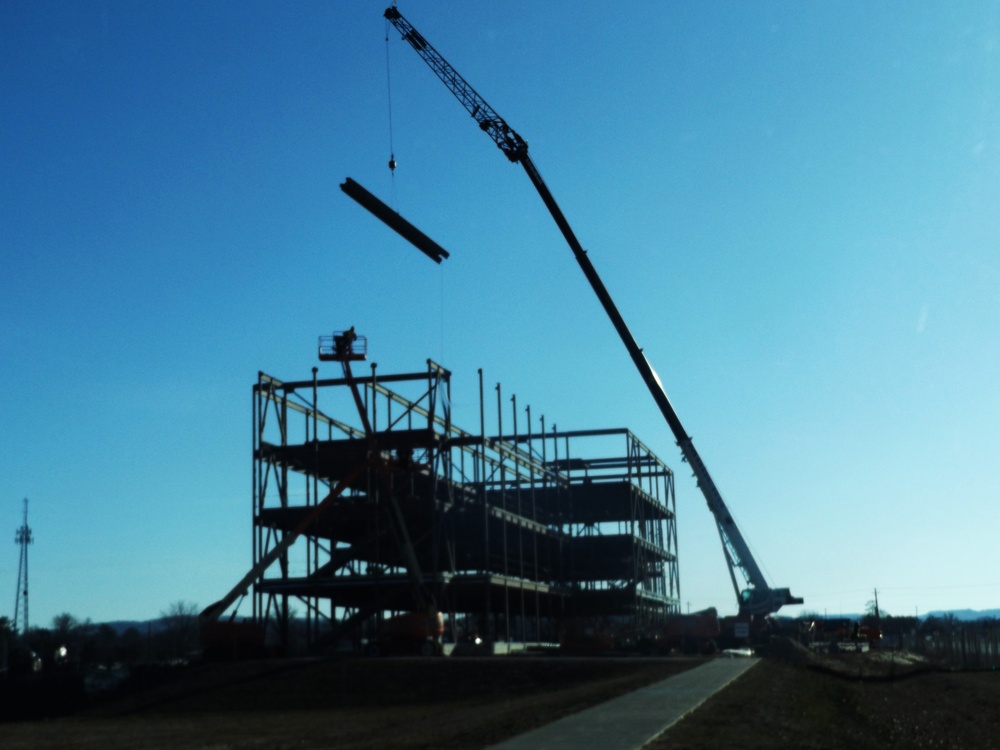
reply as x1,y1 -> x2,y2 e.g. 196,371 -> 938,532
14,497 -> 32,635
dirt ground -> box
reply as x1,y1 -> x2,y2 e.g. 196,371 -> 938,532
655,641 -> 1000,749
3,643 -> 999,750
2,656 -> 700,750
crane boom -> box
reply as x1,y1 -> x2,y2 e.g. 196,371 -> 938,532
385,7 -> 801,617
384,8 -> 527,163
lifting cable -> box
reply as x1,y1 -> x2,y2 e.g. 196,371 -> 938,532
384,5 -> 447,362
384,14 -> 398,207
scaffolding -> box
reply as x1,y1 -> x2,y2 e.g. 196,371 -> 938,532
251,359 -> 679,653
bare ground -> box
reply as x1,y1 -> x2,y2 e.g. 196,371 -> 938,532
3,643 -> 999,750
654,641 -> 1000,749
2,656 -> 701,750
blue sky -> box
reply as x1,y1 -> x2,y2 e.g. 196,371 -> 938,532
2,1 -> 998,628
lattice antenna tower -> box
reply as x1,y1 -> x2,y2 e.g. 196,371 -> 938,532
13,497 -> 32,634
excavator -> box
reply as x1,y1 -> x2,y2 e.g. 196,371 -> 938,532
384,6 -> 802,620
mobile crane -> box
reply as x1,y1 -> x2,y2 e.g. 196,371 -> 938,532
385,6 -> 802,618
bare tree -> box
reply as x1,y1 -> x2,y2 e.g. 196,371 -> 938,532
160,601 -> 199,661
51,612 -> 80,637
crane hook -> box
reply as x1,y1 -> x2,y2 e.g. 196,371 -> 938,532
388,154 -> 396,172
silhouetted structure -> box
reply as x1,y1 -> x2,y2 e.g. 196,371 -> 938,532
13,497 -> 32,634
251,361 -> 680,652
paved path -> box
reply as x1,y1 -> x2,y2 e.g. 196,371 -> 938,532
486,656 -> 759,750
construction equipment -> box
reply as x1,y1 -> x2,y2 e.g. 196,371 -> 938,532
202,329 -> 443,657
631,607 -> 721,655
385,6 -> 801,618
199,331 -> 373,626
319,328 -> 443,655
321,328 -> 437,615
364,611 -> 445,657
559,620 -> 617,655
199,458 -> 374,624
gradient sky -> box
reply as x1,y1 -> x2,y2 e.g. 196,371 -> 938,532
2,1 -> 998,628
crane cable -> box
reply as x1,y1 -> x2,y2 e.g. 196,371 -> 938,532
384,7 -> 447,362
384,15 -> 398,207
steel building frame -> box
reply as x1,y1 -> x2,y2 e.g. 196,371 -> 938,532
251,360 -> 679,652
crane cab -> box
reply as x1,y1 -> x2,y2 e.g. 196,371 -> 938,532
318,328 -> 367,362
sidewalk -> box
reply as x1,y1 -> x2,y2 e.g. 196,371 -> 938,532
486,656 -> 759,750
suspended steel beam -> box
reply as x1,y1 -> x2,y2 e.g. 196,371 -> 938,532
340,177 -> 450,264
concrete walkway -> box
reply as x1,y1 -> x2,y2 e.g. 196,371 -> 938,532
486,656 -> 759,750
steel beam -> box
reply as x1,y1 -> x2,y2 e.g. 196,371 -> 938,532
341,177 -> 450,263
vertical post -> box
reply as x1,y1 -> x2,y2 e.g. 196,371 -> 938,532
279,387 -> 289,650
495,383 -> 504,510
526,403 -> 540,641
478,368 -> 490,641
552,422 -> 567,613
310,366 -> 320,645
370,363 -> 378,436
540,414 -> 547,518
511,394 -> 520,516
496,382 -> 509,644
511,393 -> 525,643
478,369 -> 488,569
253,378 -> 260,624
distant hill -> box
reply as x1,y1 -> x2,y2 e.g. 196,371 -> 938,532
103,614 -> 251,636
780,609 -> 1000,624
924,609 -> 1000,622
95,609 -> 996,636
104,620 -> 166,635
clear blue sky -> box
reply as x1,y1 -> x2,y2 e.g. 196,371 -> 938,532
2,1 -> 998,628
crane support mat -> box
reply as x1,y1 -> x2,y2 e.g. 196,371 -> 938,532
341,177 -> 450,263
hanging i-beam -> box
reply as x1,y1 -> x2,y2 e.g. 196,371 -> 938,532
340,177 -> 450,264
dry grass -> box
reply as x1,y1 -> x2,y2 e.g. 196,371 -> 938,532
654,642 -> 1000,750
4,645 -> 999,750
2,656 -> 700,750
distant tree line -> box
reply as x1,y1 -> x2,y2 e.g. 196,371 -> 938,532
796,607 -> 1000,669
908,614 -> 1000,669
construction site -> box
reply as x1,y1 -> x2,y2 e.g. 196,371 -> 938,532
244,333 -> 680,654
197,6 -> 801,656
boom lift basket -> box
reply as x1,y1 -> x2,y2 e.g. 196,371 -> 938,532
318,329 -> 367,362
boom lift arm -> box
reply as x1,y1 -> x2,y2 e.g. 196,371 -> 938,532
202,330 -> 435,626
385,6 -> 801,617
199,459 -> 372,624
